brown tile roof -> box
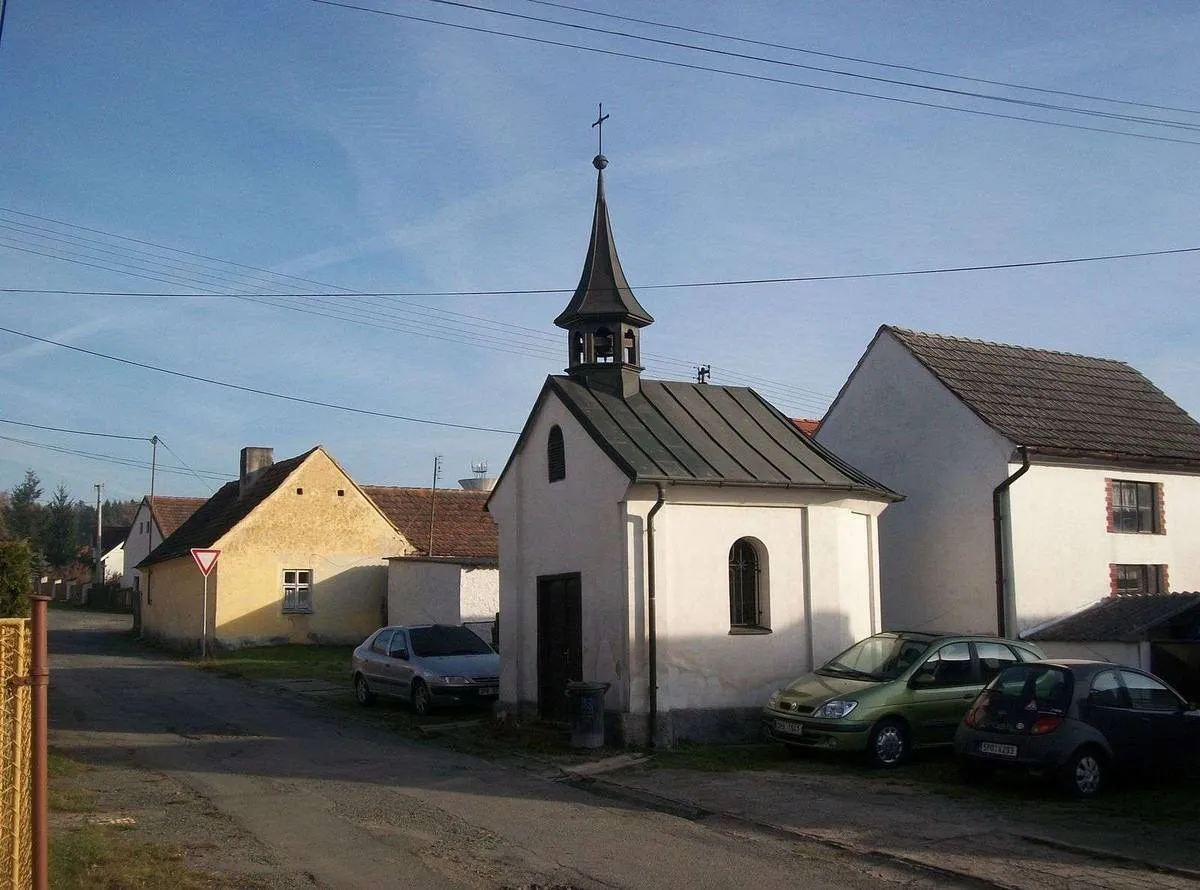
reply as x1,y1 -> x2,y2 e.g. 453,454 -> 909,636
363,487 -> 497,561
887,326 -> 1200,468
101,525 -> 130,553
149,496 -> 208,538
792,418 -> 820,437
1024,593 -> 1200,642
139,449 -> 316,568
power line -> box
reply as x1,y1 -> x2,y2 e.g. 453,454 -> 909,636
308,0 -> 1200,147
0,325 -> 522,436
157,437 -> 219,493
416,0 -> 1200,133
0,209 -> 839,408
8,243 -> 1197,297
521,0 -> 1200,118
0,434 -> 231,481
0,418 -> 151,442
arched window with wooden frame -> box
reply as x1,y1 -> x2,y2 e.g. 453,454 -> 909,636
729,537 -> 769,631
547,425 -> 566,483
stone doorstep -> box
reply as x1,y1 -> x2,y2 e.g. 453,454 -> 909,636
557,753 -> 651,779
581,775 -> 1194,890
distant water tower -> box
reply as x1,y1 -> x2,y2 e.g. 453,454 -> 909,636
458,460 -> 496,491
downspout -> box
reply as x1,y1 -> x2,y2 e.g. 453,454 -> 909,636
646,483 -> 667,749
992,446 -> 1030,638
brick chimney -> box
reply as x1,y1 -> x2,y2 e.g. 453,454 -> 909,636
239,447 -> 274,497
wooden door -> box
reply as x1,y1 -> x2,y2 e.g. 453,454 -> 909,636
537,573 -> 582,721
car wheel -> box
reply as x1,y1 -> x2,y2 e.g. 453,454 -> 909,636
1059,747 -> 1104,798
354,674 -> 375,707
412,679 -> 433,717
867,719 -> 910,768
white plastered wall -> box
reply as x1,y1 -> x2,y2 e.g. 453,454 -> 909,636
387,559 -> 498,626
1008,464 -> 1200,632
817,331 -> 1014,633
490,389 -> 633,713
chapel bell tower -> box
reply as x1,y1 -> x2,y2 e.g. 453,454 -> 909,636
554,152 -> 654,399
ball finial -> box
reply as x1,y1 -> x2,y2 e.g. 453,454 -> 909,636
593,154 -> 608,170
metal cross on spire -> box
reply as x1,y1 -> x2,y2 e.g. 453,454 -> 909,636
591,103 -> 610,157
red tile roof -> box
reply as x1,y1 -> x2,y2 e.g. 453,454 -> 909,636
363,487 -> 497,561
149,496 -> 208,538
791,418 -> 820,437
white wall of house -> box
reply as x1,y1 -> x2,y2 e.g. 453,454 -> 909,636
121,501 -> 160,590
817,331 -> 1015,634
1035,640 -> 1147,669
490,391 -> 633,716
386,558 -> 499,627
1008,464 -> 1200,632
101,544 -> 124,582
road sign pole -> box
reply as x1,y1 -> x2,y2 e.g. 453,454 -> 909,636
201,573 -> 208,659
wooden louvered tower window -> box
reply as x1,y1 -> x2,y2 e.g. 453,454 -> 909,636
547,425 -> 566,483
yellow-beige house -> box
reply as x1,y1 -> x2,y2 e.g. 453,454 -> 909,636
139,445 -> 412,651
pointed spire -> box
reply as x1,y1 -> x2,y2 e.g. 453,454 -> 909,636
554,156 -> 654,329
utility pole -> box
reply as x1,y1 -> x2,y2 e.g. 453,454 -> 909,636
428,455 -> 442,556
93,483 -> 104,586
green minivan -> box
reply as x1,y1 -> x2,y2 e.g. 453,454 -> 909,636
763,631 -> 1044,767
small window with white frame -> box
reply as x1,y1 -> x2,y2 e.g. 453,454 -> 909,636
282,569 -> 313,613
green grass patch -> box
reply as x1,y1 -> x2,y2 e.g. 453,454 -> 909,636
50,825 -> 271,890
196,644 -> 353,685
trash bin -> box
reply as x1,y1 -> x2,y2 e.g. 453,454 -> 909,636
565,681 -> 610,749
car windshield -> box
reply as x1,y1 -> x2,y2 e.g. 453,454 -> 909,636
817,635 -> 931,682
984,664 -> 1072,714
408,625 -> 494,658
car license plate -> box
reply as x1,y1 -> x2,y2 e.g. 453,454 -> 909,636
773,719 -> 802,736
478,686 -> 498,696
978,741 -> 1017,757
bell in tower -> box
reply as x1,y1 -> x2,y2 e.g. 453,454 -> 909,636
554,152 -> 654,399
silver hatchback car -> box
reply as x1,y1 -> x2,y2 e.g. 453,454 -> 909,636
352,624 -> 500,716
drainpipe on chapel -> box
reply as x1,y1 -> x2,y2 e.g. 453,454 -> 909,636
646,483 -> 667,749
992,446 -> 1030,638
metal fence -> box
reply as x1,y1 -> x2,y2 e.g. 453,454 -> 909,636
0,618 -> 31,890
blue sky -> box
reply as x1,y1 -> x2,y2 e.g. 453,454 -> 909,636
2,1 -> 1198,503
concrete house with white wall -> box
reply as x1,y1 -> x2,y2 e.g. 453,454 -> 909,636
121,495 -> 206,593
816,325 -> 1200,644
487,154 -> 900,746
370,486 -> 499,643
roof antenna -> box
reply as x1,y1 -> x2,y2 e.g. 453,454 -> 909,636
696,365 -> 711,385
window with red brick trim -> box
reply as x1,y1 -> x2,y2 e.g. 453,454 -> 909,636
1108,480 -> 1162,534
1111,563 -> 1167,595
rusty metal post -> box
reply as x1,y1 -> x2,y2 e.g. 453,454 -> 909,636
30,595 -> 50,890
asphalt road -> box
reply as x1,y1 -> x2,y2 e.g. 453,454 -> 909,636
48,610 -> 962,890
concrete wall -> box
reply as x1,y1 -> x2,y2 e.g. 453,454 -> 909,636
387,560 -> 499,626
817,330 -> 1015,634
1009,464 -> 1200,632
1036,640 -> 1146,669
490,390 -> 634,721
143,449 -> 408,649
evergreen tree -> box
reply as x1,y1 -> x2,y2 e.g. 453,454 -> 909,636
3,470 -> 43,543
0,539 -> 32,618
44,484 -> 79,568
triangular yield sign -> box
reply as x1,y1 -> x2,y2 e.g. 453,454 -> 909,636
190,548 -> 220,576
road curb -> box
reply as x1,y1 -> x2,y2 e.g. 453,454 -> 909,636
1018,834 -> 1200,882
571,776 -> 1017,890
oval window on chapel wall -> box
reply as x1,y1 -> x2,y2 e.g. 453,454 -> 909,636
547,425 -> 565,483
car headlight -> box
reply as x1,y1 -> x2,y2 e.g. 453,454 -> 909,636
766,689 -> 783,709
439,676 -> 472,686
814,699 -> 858,719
